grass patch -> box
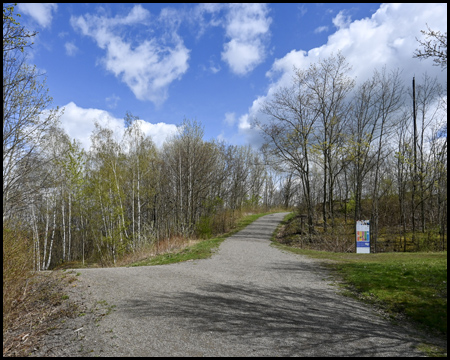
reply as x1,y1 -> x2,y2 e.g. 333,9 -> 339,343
129,211 -> 282,267
272,241 -> 447,335
130,236 -> 223,266
337,253 -> 446,334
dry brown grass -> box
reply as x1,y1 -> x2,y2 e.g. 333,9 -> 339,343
277,214 -> 355,252
3,225 -> 35,332
3,225 -> 81,357
277,212 -> 447,253
116,235 -> 202,267
2,271 -> 81,357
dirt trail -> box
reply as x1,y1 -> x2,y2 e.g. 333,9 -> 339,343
32,213 -> 428,356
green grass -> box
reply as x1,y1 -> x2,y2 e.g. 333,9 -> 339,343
272,241 -> 447,336
130,211 -> 281,267
271,212 -> 448,355
129,236 -> 224,266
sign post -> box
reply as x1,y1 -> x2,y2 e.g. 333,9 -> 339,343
356,220 -> 370,253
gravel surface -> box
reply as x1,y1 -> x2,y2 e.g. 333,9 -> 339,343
32,212 -> 430,356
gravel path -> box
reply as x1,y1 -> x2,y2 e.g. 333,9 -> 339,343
33,212 -> 427,356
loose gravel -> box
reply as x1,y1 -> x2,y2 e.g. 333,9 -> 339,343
31,212 -> 429,356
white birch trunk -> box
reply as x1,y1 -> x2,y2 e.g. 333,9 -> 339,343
99,191 -> 108,238
30,204 -> 40,271
80,214 -> 85,266
132,169 -> 135,249
62,198 -> 66,261
111,163 -> 127,241
42,195 -> 49,270
68,192 -> 71,261
179,149 -> 183,234
46,204 -> 56,270
137,156 -> 141,247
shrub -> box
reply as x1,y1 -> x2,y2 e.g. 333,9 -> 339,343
195,215 -> 213,239
3,224 -> 35,330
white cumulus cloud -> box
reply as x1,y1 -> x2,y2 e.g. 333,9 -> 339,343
57,102 -> 178,150
332,10 -> 352,29
70,5 -> 190,106
221,3 -> 272,75
238,3 -> 447,148
17,3 -> 57,28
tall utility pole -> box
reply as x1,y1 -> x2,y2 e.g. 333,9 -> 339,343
412,77 -> 417,248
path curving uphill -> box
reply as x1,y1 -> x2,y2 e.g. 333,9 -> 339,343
33,212 -> 425,356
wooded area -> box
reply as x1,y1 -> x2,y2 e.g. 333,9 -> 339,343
257,52 -> 447,252
3,4 -> 447,275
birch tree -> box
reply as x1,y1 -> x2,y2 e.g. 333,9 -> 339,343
89,122 -> 128,264
3,21 -> 62,219
123,113 -> 158,249
162,119 -> 222,236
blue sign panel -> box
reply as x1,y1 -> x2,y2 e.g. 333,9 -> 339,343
356,220 -> 370,253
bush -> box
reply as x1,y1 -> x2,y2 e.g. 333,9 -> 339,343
195,215 -> 213,239
3,224 -> 35,330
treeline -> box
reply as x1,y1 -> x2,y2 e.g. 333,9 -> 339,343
7,117 -> 291,269
3,4 -> 291,270
257,52 -> 447,251
3,3 -> 447,277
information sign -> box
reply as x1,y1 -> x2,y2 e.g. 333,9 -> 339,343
356,220 -> 370,253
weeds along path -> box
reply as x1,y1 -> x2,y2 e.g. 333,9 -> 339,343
32,212 -> 425,356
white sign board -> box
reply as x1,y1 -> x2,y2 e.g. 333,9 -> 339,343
356,220 -> 370,253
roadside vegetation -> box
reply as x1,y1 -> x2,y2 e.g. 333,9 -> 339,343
3,209 -> 283,356
128,210 -> 282,267
3,226 -> 81,356
51,209 -> 287,269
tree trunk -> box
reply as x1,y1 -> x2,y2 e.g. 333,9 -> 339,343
62,196 -> 66,261
68,192 -> 71,261
46,205 -> 56,270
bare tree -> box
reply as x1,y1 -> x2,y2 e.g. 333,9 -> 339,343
347,68 -> 404,242
414,73 -> 444,233
161,119 -> 223,237
303,52 -> 354,232
368,68 -> 404,252
223,144 -> 252,212
3,5 -> 62,220
257,53 -> 354,234
257,81 -> 319,235
428,126 -> 447,250
413,24 -> 447,70
393,109 -> 411,251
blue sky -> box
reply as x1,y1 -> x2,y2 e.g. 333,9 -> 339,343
17,3 -> 447,150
